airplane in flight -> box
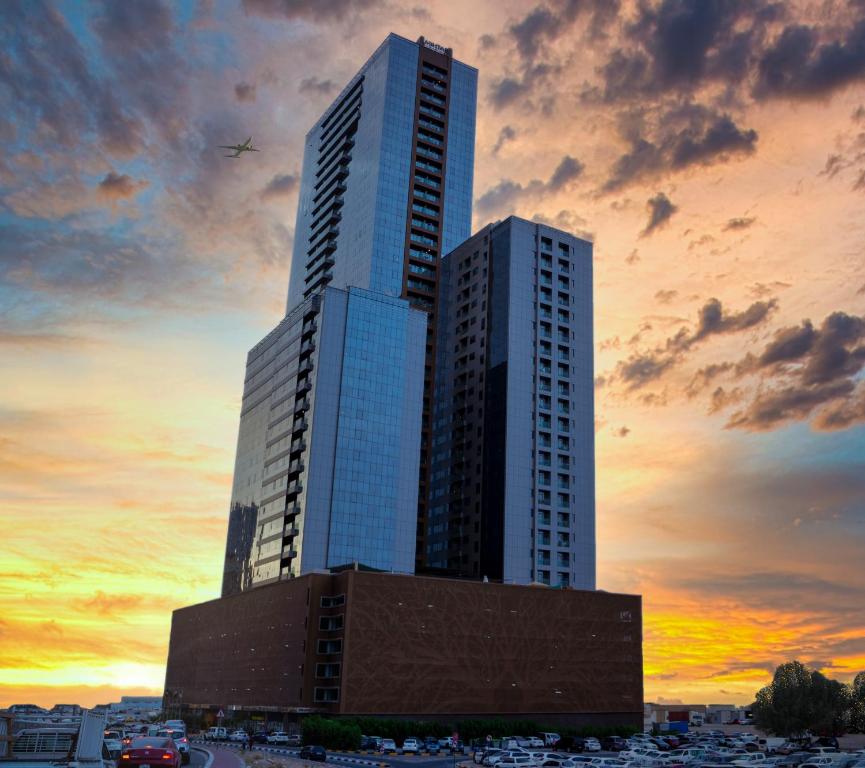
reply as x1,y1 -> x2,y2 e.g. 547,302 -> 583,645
219,137 -> 260,158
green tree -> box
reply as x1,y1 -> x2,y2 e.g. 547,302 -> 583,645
754,661 -> 820,737
753,661 -> 855,737
851,671 -> 865,733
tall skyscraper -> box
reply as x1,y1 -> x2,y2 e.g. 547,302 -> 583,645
287,34 -> 477,567
222,34 -> 477,595
428,217 -> 596,589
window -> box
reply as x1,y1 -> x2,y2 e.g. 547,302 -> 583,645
319,614 -> 344,631
316,638 -> 342,654
315,662 -> 341,678
314,687 -> 340,703
320,594 -> 345,608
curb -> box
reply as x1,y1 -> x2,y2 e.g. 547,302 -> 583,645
192,746 -> 214,768
192,741 -> 385,768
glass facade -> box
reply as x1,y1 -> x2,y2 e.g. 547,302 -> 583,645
222,287 -> 425,595
286,33 -> 476,311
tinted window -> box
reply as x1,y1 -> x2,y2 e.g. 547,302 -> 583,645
132,739 -> 170,748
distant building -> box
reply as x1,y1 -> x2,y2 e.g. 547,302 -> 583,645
427,218 -> 595,588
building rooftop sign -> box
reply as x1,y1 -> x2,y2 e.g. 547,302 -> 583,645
422,38 -> 449,56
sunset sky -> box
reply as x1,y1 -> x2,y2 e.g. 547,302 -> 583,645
1,0 -> 864,710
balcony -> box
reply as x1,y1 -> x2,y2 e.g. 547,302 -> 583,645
410,231 -> 437,247
294,397 -> 310,413
409,246 -> 436,263
415,158 -> 442,174
416,145 -> 442,161
291,417 -> 308,434
412,202 -> 438,217
418,117 -> 443,133
295,380 -> 312,396
418,130 -> 443,146
419,103 -> 445,119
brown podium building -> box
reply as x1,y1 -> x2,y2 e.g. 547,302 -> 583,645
164,569 -> 642,728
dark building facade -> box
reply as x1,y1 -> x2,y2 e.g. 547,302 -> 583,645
165,570 -> 642,726
428,218 -> 595,588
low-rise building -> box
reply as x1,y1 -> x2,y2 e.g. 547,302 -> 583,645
164,568 -> 642,728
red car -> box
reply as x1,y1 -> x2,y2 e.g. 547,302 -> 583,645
121,737 -> 181,768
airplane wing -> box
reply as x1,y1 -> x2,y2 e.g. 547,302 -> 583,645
218,145 -> 239,150
223,149 -> 242,158
245,137 -> 252,147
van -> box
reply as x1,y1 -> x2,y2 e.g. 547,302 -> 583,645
207,726 -> 228,740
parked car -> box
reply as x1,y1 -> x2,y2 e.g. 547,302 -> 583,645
485,750 -> 530,766
584,739 -> 601,753
228,731 -> 248,743
206,727 -> 227,741
121,737 -> 181,768
478,749 -> 503,765
731,755 -> 768,768
104,738 -> 123,759
381,739 -> 398,754
603,738 -> 629,753
525,738 -> 545,748
497,756 -> 535,768
299,745 -> 327,762
424,738 -> 441,754
555,737 -> 585,754
403,738 -> 421,754
157,729 -> 190,764
267,732 -> 290,744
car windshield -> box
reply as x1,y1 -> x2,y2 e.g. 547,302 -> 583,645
132,738 -> 170,748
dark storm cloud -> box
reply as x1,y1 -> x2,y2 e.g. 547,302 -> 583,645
726,381 -> 856,431
754,20 -> 865,100
724,216 -> 756,231
603,110 -> 758,191
595,0 -> 782,103
613,297 -> 778,390
476,155 -> 584,217
299,77 -> 335,96
260,173 -> 299,200
740,313 -> 865,386
234,82 -> 256,102
508,0 -> 619,61
640,192 -> 677,236
492,125 -> 517,155
492,0 -> 618,111
682,311 -> 865,431
242,0 -> 380,21
0,0 -> 143,156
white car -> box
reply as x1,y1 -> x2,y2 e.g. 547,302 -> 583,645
381,739 -> 398,754
486,750 -> 530,766
590,759 -> 628,768
733,756 -> 768,764
267,732 -> 290,744
525,738 -> 545,749
498,757 -> 535,768
229,730 -> 248,742
584,739 -> 601,753
403,739 -> 421,754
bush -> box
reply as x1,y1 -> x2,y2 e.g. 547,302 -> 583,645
302,716 -> 362,750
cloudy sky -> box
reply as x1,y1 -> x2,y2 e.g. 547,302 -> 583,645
1,0 -> 864,709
